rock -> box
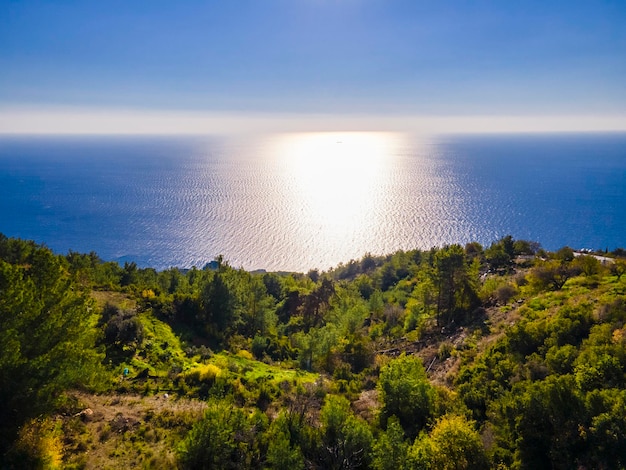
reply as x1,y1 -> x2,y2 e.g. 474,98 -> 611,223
77,408 -> 94,422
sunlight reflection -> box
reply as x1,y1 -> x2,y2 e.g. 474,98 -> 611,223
272,132 -> 405,253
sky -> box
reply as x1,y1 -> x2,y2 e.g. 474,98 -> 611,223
1,0 -> 625,134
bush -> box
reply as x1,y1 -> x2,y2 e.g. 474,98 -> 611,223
438,342 -> 454,360
251,335 -> 269,359
408,415 -> 488,470
378,354 -> 436,437
5,418 -> 64,469
177,400 -> 265,469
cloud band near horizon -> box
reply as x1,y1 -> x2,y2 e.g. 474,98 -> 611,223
1,107 -> 625,136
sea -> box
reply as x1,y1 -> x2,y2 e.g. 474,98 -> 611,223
0,132 -> 625,273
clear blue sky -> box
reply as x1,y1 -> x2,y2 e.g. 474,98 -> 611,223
1,0 -> 625,131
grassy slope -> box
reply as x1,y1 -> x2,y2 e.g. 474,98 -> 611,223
57,292 -> 318,468
56,272 -> 625,467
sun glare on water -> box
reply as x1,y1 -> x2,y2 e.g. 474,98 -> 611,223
269,132 -> 405,266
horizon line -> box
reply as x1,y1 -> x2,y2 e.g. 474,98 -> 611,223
1,106 -> 625,135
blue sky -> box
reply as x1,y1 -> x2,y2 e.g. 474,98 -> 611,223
1,0 -> 625,132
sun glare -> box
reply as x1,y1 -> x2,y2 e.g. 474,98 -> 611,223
272,132 -> 404,251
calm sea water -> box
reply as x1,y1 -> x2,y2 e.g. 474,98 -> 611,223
1,132 -> 624,272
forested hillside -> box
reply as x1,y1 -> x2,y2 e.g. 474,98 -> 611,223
1,233 -> 625,469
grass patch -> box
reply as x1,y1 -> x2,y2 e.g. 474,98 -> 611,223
91,290 -> 137,310
192,352 -> 318,387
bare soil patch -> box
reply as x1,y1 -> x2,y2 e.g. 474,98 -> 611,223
61,391 -> 206,469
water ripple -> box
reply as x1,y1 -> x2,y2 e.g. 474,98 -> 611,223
1,133 -> 625,271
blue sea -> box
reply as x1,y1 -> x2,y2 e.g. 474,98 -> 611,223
0,132 -> 625,272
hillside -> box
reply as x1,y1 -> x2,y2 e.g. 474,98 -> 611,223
1,233 -> 626,469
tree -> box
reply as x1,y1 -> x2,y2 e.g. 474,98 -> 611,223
263,272 -> 284,300
555,246 -> 575,262
407,415 -> 488,470
0,247 -> 103,453
177,401 -> 265,469
294,324 -> 340,372
497,376 -> 585,470
308,269 -> 320,283
513,239 -> 540,256
528,259 -> 581,291
484,235 -> 516,271
484,244 -> 511,271
372,416 -> 409,470
380,262 -> 400,291
202,271 -> 236,340
354,274 -> 374,300
378,354 -> 436,438
432,245 -> 478,327
120,261 -> 139,286
610,259 -> 626,281
237,275 -> 276,337
100,304 -> 144,362
434,245 -> 465,326
464,242 -> 483,261
266,414 -> 305,470
318,395 -> 373,469
582,389 -> 626,469
501,235 -> 516,259
574,255 -> 602,277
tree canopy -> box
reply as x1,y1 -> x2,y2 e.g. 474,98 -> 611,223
1,233 -> 626,468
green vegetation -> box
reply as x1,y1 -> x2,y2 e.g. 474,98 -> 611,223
1,232 -> 626,468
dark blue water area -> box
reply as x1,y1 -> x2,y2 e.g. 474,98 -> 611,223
0,132 -> 624,270
433,133 -> 626,252
0,135 -> 220,266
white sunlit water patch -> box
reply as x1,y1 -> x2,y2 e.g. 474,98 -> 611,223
269,132 -> 405,267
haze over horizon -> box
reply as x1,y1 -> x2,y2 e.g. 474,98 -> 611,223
1,0 -> 625,134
